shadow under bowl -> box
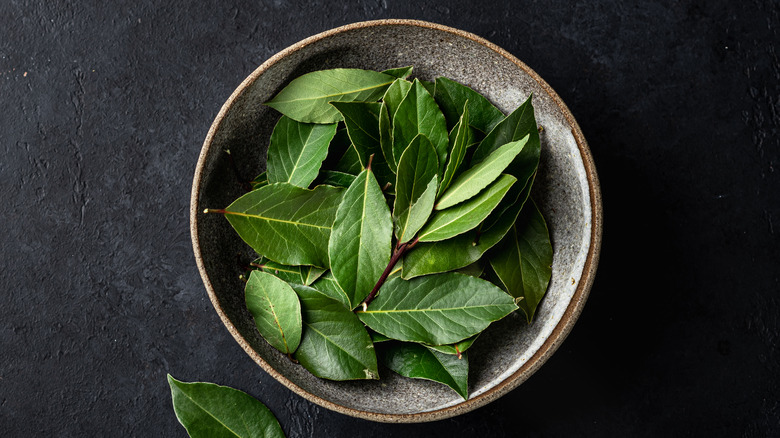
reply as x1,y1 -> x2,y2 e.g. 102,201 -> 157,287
190,19 -> 602,423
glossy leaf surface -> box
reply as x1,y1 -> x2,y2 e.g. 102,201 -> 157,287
266,116 -> 337,187
438,103 -> 470,197
425,335 -> 478,356
292,284 -> 379,380
418,174 -> 516,242
434,76 -> 505,133
245,271 -> 302,354
357,273 -> 517,345
489,199 -> 553,322
328,169 -> 392,308
436,137 -> 527,210
392,79 -> 448,172
393,134 -> 439,243
309,271 -> 350,308
266,68 -> 396,123
379,342 -> 469,399
395,176 -> 437,244
168,375 -> 284,438
223,183 -> 343,267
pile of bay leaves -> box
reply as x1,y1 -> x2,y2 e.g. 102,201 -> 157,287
208,66 -> 552,400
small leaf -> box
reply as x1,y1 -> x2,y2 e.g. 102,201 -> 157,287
292,284 -> 379,380
425,335 -> 478,356
489,199 -> 552,322
266,68 -> 396,123
245,271 -> 302,354
434,76 -> 505,133
378,342 -> 469,400
438,102 -> 470,197
319,170 -> 357,188
393,134 -> 439,243
309,271 -> 350,308
381,66 -> 414,79
418,174 -> 516,242
370,330 -> 392,343
251,171 -> 268,190
395,176 -> 437,244
357,273 -> 518,345
167,375 -> 285,438
221,183 -> 343,267
436,136 -> 527,210
401,184 -> 530,279
266,116 -> 337,187
251,257 -> 324,286
392,79 -> 449,172
328,169 -> 393,308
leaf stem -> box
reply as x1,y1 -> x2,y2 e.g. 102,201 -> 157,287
359,237 -> 419,310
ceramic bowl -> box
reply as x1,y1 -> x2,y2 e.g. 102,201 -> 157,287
190,19 -> 602,423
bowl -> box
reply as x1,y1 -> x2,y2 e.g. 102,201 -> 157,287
190,19 -> 602,422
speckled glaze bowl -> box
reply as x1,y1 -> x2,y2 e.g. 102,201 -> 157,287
191,19 -> 602,422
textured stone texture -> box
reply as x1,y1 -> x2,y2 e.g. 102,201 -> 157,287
0,0 -> 778,436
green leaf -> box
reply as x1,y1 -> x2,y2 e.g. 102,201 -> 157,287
245,271 -> 302,354
250,171 -> 268,190
434,76 -> 505,133
378,342 -> 469,400
250,258 -> 324,286
370,330 -> 392,343
392,79 -> 449,172
322,128 -> 362,175
330,102 -> 382,154
309,271 -> 350,308
266,116 -> 337,188
221,183 -> 343,267
167,375 -> 285,438
420,80 -> 436,97
357,273 -> 518,345
393,134 -> 439,243
418,174 -> 516,242
401,184 -> 529,279
292,284 -> 379,380
438,103 -> 470,197
489,199 -> 552,322
319,170 -> 357,188
425,335 -> 478,357
471,95 -> 540,182
328,169 -> 393,308
266,68 -> 396,123
381,66 -> 413,79
383,78 -> 413,121
396,176 -> 437,244
436,136 -> 527,210
378,102 -> 396,173
456,261 -> 484,278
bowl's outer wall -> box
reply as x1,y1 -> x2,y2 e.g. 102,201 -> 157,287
193,20 -> 600,422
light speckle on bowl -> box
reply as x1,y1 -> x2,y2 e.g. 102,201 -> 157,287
191,19 -> 602,423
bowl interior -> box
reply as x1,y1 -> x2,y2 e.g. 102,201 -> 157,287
193,21 -> 596,420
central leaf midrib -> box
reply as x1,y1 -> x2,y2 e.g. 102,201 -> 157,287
271,81 -> 394,104
178,388 -> 243,438
225,210 -> 330,229
287,127 -> 318,183
360,304 -> 509,314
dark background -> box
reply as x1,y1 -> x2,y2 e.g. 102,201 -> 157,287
1,0 -> 778,436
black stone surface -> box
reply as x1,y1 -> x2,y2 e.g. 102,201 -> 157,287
1,1 -> 778,436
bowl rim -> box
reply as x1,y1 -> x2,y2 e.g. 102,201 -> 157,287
190,18 -> 603,423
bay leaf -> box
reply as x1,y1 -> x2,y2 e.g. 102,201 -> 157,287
309,271 -> 350,308
357,273 -> 517,345
266,116 -> 337,187
418,174 -> 516,242
489,199 -> 552,322
420,80 -> 436,98
266,68 -> 396,123
425,335 -> 478,357
395,176 -> 437,244
392,79 -> 448,172
328,169 -> 392,308
434,76 -> 505,133
383,78 -> 413,121
393,134 -> 439,243
167,375 -> 285,438
401,183 -> 529,279
381,66 -> 413,79
438,102 -> 470,197
319,170 -> 357,188
330,101 -> 381,154
436,136 -> 527,210
378,342 -> 469,400
245,271 -> 302,354
292,284 -> 379,380
221,183 -> 343,267
378,102 -> 396,173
